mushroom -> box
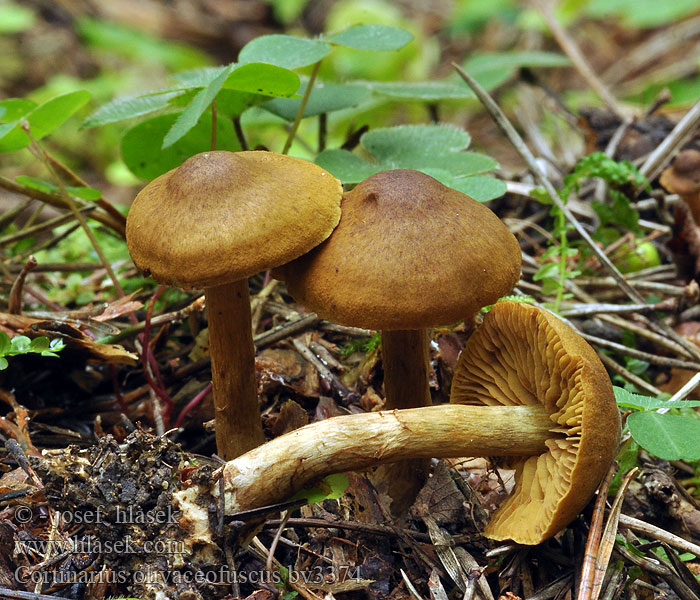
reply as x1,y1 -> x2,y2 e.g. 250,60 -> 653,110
207,301 -> 620,544
273,169 -> 521,510
660,149 -> 700,224
126,151 -> 342,459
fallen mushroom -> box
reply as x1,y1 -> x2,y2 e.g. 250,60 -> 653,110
126,151 -> 342,459
274,169 -> 521,511
189,301 -> 619,545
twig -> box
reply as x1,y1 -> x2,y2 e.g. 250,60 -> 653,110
638,97 -> 700,184
596,313 -> 693,359
453,63 -> 643,306
0,174 -> 124,235
589,468 -> 638,600
533,0 -> 624,115
24,127 -> 127,297
596,351 -> 662,396
8,256 -> 37,314
578,464 -> 615,600
619,514 -> 700,557
291,336 -> 352,399
581,332 -> 700,371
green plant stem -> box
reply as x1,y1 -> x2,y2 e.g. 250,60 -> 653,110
24,126 -> 127,298
554,210 -> 567,313
282,60 -> 322,155
45,151 -> 127,230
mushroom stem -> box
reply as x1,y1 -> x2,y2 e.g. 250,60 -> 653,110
381,329 -> 431,409
378,329 -> 432,513
220,404 -> 552,513
206,279 -> 266,459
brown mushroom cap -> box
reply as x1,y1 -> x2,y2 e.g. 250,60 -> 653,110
451,301 -> 620,544
660,149 -> 700,197
275,169 -> 521,330
126,151 -> 342,289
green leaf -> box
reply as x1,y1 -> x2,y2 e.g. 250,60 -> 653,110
0,332 -> 10,356
121,112 -> 239,180
362,124 -> 471,166
0,99 -> 36,122
613,386 -> 700,410
238,35 -> 331,69
315,149 -> 383,183
534,263 -> 560,282
82,92 -> 181,128
262,80 -> 370,121
10,336 -> 31,354
444,174 -> 507,202
627,412 -> 700,461
162,65 -> 233,149
290,473 -> 349,504
222,63 -> 300,97
327,25 -> 413,51
367,80 -> 475,101
317,124 -> 503,200
0,2 -> 36,33
0,357 -> 7,370
29,337 -> 51,353
0,90 -> 91,153
171,66 -> 227,89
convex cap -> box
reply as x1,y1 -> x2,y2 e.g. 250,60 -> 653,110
126,151 -> 342,289
276,169 -> 521,330
451,301 -> 620,544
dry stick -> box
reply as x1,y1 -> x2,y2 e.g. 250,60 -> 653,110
8,256 -> 37,315
559,302 -> 671,318
453,64 -> 637,303
602,14 -> 700,85
578,464 -> 616,600
0,175 -> 124,235
597,313 -> 693,359
453,63 -> 700,365
580,332 -> 700,371
0,205 -> 95,246
638,97 -> 700,184
282,60 -> 322,155
533,0 -> 624,116
590,467 -> 638,600
619,514 -> 700,557
597,351 -> 662,396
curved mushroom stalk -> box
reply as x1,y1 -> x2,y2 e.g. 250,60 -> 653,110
209,301 -> 620,546
275,170 -> 522,512
219,404 -> 552,514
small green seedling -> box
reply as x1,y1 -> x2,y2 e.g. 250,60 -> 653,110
0,332 -> 65,370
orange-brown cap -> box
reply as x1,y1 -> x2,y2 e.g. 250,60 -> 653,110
451,301 -> 620,544
126,151 -> 342,289
275,169 -> 521,330
660,149 -> 700,197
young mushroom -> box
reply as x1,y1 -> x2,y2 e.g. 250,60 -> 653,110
273,169 -> 521,511
126,151 -> 342,459
202,301 -> 620,545
660,149 -> 700,224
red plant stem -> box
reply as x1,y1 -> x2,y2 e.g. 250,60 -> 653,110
138,285 -> 174,423
174,382 -> 212,429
